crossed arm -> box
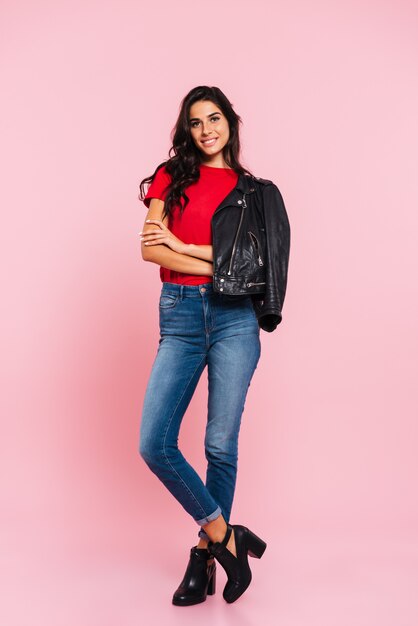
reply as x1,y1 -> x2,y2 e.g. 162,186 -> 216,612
140,198 -> 213,275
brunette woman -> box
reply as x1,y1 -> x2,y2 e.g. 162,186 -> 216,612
138,85 -> 272,606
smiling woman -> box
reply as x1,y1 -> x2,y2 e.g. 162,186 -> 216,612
137,85 -> 271,607
189,107 -> 230,157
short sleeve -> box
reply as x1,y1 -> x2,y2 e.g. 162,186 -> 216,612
143,165 -> 172,208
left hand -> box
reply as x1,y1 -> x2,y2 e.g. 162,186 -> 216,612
139,219 -> 187,254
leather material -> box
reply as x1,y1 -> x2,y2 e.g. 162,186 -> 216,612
172,546 -> 216,606
211,173 -> 291,332
207,523 -> 267,603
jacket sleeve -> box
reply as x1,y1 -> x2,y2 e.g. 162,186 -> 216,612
252,183 -> 291,332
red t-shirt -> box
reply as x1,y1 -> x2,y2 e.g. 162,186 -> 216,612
143,163 -> 238,285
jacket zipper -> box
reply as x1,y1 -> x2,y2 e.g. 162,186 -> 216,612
248,231 -> 264,267
227,193 -> 247,275
247,281 -> 266,287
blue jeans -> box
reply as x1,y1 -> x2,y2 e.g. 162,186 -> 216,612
139,282 -> 261,542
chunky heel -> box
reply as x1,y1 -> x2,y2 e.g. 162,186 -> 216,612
246,529 -> 267,559
207,522 -> 267,603
207,565 -> 216,595
172,547 -> 217,606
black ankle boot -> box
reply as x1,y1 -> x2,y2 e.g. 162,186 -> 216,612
172,546 -> 216,606
207,523 -> 267,604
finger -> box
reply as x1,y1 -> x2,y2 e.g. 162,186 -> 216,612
143,235 -> 166,245
140,231 -> 163,242
142,232 -> 165,240
144,240 -> 166,246
145,219 -> 167,230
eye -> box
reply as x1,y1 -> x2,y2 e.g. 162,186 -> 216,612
210,116 -> 220,123
190,121 -> 200,128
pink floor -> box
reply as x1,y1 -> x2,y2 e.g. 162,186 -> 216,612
4,525 -> 418,626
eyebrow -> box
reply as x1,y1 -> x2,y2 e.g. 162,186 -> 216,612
189,111 -> 222,122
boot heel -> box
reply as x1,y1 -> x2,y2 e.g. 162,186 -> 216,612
207,566 -> 216,595
246,529 -> 267,559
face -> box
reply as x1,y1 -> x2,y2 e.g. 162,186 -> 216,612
188,100 -> 230,165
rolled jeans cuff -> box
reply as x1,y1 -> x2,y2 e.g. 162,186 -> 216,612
196,505 -> 222,526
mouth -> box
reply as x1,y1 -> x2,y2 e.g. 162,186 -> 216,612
201,137 -> 218,147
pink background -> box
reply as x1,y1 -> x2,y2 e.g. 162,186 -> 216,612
1,1 -> 418,624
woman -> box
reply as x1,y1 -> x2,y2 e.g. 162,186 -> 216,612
138,86 -> 276,606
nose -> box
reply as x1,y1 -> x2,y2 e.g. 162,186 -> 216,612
201,121 -> 212,136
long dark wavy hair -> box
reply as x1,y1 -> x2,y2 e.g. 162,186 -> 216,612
138,85 -> 255,220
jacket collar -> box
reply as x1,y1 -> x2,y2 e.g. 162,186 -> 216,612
236,173 -> 256,193
213,173 -> 256,216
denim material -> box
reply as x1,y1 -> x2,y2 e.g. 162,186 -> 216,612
139,282 -> 261,542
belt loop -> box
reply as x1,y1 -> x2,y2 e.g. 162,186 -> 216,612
180,284 -> 184,301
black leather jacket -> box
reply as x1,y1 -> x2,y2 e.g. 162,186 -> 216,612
211,172 -> 291,333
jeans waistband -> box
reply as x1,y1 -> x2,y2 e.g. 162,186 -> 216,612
161,282 -> 214,297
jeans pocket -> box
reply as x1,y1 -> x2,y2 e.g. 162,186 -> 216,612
159,293 -> 179,309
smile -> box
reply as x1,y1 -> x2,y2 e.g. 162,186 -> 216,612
201,137 -> 218,146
